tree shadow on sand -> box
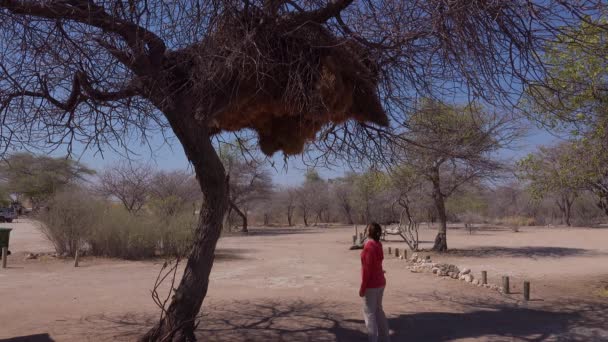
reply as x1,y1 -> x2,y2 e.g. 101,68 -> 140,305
77,297 -> 607,341
0,334 -> 54,342
444,246 -> 602,258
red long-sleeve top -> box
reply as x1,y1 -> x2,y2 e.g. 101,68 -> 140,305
360,239 -> 386,294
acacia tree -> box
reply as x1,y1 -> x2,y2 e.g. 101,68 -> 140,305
0,1 -> 603,340
397,101 -> 517,251
97,162 -> 153,213
0,153 -> 94,209
219,144 -> 273,232
518,143 -> 589,226
149,170 -> 201,218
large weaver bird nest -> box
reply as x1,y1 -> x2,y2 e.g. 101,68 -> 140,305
173,10 -> 388,156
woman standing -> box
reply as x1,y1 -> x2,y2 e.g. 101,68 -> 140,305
359,222 -> 391,342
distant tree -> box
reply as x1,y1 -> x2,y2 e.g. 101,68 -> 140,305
219,145 -> 273,232
518,143 -> 586,226
275,187 -> 298,227
397,101 -> 516,251
97,162 -> 152,213
0,153 -> 94,209
332,174 -> 357,224
149,170 -> 201,219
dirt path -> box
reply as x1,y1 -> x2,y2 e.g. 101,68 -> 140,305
1,222 -> 607,341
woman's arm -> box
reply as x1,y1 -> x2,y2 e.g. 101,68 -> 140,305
359,246 -> 375,297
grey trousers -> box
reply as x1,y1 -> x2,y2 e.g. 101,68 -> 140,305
362,287 -> 391,342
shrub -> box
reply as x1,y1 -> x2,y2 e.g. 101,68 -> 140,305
498,216 -> 536,227
38,189 -> 196,260
158,210 -> 196,257
88,207 -> 159,260
36,188 -> 103,257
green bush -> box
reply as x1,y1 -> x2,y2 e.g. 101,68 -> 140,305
38,190 -> 196,259
36,189 -> 103,257
88,207 -> 159,259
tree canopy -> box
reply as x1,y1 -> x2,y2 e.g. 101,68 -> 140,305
0,153 -> 94,208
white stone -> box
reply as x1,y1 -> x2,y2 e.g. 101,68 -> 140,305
460,268 -> 471,275
464,274 -> 474,282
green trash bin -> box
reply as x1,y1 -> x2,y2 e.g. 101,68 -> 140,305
0,227 -> 12,255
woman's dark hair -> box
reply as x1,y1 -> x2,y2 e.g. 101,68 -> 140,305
367,222 -> 382,241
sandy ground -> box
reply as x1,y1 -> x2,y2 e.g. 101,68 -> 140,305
0,220 -> 607,341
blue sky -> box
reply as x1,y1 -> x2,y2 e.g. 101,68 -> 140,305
50,121 -> 562,186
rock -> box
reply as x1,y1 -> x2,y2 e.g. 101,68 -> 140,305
432,267 -> 439,274
410,253 -> 419,262
24,253 -> 38,260
459,275 -> 466,281
473,279 -> 480,285
464,274 -> 474,282
460,268 -> 471,275
439,270 -> 448,277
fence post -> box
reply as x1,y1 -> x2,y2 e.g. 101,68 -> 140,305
481,271 -> 487,285
1,247 -> 7,269
352,235 -> 357,245
74,250 -> 80,267
395,248 -> 399,258
523,281 -> 530,301
502,276 -> 510,294
388,247 -> 392,255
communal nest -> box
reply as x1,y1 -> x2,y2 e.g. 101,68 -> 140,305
172,10 -> 388,156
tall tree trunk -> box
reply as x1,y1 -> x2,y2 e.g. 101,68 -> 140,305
430,168 -> 448,252
230,200 -> 248,233
142,101 -> 228,341
287,206 -> 294,226
303,210 -> 309,226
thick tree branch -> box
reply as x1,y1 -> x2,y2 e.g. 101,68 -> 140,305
0,0 -> 166,71
286,0 -> 354,24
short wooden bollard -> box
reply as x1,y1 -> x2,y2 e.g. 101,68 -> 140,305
352,235 -> 357,245
74,250 -> 80,267
502,276 -> 510,294
403,250 -> 407,260
395,248 -> 400,258
388,247 -> 392,255
523,281 -> 530,301
1,247 -> 7,269
481,271 -> 487,285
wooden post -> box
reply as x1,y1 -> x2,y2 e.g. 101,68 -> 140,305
352,235 -> 357,245
502,276 -> 510,294
395,248 -> 399,258
1,247 -> 7,269
74,250 -> 80,267
481,271 -> 487,285
388,247 -> 392,255
523,281 -> 530,301
403,249 -> 407,260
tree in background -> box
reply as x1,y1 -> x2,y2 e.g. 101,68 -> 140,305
219,144 -> 273,232
295,170 -> 327,226
97,162 -> 152,213
149,170 -> 201,218
397,101 -> 517,251
0,153 -> 94,209
518,143 -> 586,226
527,18 -> 608,217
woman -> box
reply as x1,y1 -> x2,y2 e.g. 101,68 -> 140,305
359,222 -> 391,342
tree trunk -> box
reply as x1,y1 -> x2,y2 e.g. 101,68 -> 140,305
230,201 -> 248,233
430,169 -> 448,252
287,206 -> 294,226
303,211 -> 309,226
141,100 -> 228,341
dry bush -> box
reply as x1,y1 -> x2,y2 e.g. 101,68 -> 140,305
158,210 -> 197,257
498,216 -> 537,227
87,207 -> 159,260
36,189 -> 103,257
